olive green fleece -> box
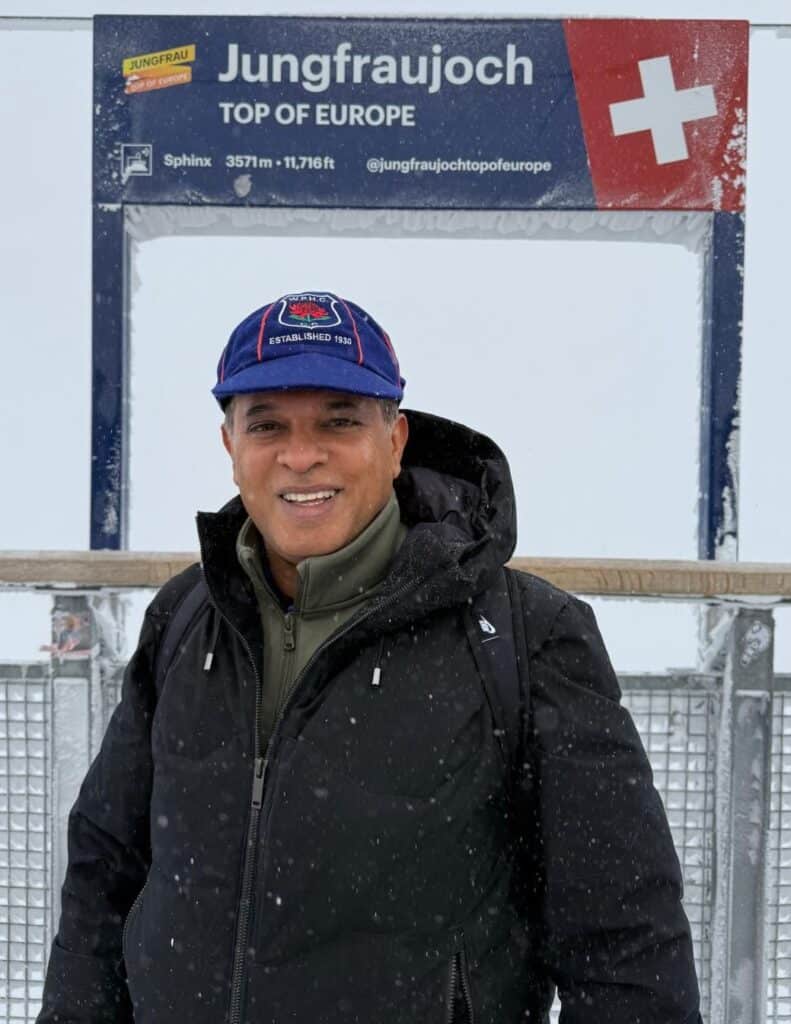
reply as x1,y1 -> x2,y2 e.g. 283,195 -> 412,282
237,493 -> 406,748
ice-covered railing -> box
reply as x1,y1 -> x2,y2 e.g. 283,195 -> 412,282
2,553 -> 791,1024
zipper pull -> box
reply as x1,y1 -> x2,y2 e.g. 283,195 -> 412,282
203,610 -> 222,672
283,613 -> 296,652
251,757 -> 267,808
371,636 -> 386,688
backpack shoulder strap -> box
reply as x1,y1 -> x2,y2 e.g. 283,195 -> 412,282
463,567 -> 528,787
153,570 -> 210,697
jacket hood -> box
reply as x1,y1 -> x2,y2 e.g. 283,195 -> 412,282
197,409 -> 516,637
392,408 -> 516,595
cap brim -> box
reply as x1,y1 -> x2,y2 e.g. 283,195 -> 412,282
212,350 -> 404,403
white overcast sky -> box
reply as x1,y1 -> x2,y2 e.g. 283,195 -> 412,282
0,4 -> 789,670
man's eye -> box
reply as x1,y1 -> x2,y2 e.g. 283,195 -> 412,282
248,421 -> 281,433
326,417 -> 359,428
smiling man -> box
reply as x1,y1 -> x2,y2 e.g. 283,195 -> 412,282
40,291 -> 702,1024
222,389 -> 408,597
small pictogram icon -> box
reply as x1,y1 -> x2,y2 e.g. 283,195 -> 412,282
121,143 -> 153,182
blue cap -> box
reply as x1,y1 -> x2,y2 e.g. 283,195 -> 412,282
212,291 -> 405,403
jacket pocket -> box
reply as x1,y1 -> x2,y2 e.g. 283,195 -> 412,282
446,944 -> 475,1024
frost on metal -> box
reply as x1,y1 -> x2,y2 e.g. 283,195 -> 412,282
98,433 -> 124,543
740,619 -> 773,667
711,107 -> 747,213
712,368 -> 741,565
123,204 -> 711,253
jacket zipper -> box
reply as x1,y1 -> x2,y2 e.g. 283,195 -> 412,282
277,611 -> 296,714
221,585 -> 411,1024
446,947 -> 474,1024
458,946 -> 474,1024
121,876 -> 149,960
225,625 -> 265,1024
224,579 -> 415,1024
282,612 -> 295,652
446,954 -> 458,1024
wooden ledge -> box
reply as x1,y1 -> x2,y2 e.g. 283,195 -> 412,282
1,551 -> 791,599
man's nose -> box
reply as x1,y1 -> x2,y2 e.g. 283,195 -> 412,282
276,432 -> 329,473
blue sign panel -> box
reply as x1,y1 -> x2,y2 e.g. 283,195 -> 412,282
91,16 -> 748,558
94,16 -> 595,209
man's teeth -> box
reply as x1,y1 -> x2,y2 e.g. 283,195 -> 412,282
282,490 -> 337,503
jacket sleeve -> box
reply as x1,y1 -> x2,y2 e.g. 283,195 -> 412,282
37,605 -> 162,1024
522,594 -> 702,1024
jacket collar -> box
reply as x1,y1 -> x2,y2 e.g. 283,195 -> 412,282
236,493 -> 406,615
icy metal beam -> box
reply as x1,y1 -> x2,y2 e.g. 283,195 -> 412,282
698,213 -> 745,562
2,552 -> 791,598
710,609 -> 774,1024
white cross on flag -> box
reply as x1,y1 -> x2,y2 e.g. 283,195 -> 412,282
564,19 -> 748,210
609,56 -> 717,165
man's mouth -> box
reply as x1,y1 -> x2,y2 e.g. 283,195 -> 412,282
280,488 -> 340,507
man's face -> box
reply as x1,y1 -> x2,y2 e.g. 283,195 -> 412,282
222,389 -> 408,571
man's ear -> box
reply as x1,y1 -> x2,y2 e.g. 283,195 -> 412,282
221,422 -> 233,457
221,423 -> 240,488
391,413 -> 409,479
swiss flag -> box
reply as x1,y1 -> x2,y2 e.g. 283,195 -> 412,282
564,20 -> 748,211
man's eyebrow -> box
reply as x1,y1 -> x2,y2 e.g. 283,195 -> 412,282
242,397 -> 363,418
244,402 -> 276,418
323,398 -> 362,411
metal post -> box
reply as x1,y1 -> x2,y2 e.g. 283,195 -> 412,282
48,595 -> 100,937
48,591 -> 128,941
90,204 -> 129,551
698,212 -> 745,563
697,212 -> 746,667
711,608 -> 774,1024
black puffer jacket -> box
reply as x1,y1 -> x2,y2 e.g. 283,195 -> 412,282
39,411 -> 701,1024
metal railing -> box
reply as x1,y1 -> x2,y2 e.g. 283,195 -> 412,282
2,553 -> 790,1023
769,681 -> 791,1022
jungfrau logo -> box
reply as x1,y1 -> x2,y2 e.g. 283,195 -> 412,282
122,44 -> 196,95
478,615 -> 497,636
278,294 -> 342,329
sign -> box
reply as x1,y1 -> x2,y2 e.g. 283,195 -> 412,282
90,16 -> 749,557
94,16 -> 748,211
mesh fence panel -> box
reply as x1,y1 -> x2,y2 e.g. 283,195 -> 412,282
0,665 -> 48,1024
768,677 -> 791,1023
549,680 -> 718,1022
624,682 -> 718,1014
0,657 -> 786,1022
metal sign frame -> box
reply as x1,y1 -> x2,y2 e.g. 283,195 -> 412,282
92,15 -> 748,559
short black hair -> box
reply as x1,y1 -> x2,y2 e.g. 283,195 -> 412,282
222,394 -> 400,426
